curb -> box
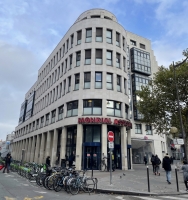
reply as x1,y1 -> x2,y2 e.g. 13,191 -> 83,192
94,188 -> 188,196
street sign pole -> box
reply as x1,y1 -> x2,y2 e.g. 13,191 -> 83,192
110,148 -> 112,185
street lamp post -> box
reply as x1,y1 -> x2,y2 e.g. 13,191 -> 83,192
173,57 -> 188,161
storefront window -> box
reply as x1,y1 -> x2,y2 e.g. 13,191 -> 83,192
84,125 -> 101,143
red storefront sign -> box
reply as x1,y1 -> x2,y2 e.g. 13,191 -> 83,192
78,117 -> 132,129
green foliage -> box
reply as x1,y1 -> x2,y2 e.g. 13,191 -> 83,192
136,50 -> 188,137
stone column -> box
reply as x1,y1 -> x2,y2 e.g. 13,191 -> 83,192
51,129 -> 58,166
27,137 -> 32,162
121,126 -> 128,170
14,142 -> 18,160
34,134 -> 40,163
30,136 -> 35,162
60,127 -> 67,160
75,124 -> 83,170
127,129 -> 133,169
101,124 -> 107,166
19,140 -> 23,161
39,132 -> 45,164
45,131 -> 52,160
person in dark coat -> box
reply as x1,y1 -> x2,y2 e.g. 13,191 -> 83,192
151,154 -> 156,174
181,160 -> 188,191
162,153 -> 172,184
3,153 -> 12,173
46,156 -> 51,166
154,155 -> 161,176
144,155 -> 147,165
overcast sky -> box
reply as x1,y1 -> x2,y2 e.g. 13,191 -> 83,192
0,0 -> 188,141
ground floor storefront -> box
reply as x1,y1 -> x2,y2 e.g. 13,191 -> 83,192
12,120 -> 132,170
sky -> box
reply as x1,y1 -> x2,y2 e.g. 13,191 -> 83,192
0,0 -> 188,141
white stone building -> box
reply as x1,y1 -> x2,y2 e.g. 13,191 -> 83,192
12,9 -> 166,170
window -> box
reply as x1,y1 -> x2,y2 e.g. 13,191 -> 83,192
123,57 -> 126,71
36,119 -> 39,130
106,29 -> 112,43
68,76 -> 71,93
117,75 -> 121,92
52,88 -> 55,103
45,113 -> 50,126
85,49 -> 91,64
55,85 -> 58,100
65,59 -> 67,73
135,124 -> 142,134
51,110 -> 56,123
106,50 -> 112,65
62,44 -> 65,57
71,34 -> 74,48
57,66 -> 60,80
63,80 -> 66,95
66,39 -> 69,52
96,28 -> 102,42
59,83 -> 62,97
32,121 -> 35,131
61,62 -> 64,76
54,70 -> 57,83
58,105 -> 64,120
123,36 -> 125,50
95,72 -> 102,89
96,49 -> 102,64
74,73 -> 80,90
106,73 -> 113,90
106,100 -> 121,117
69,54 -> 72,69
83,99 -> 102,115
40,117 -> 44,128
67,100 -> 78,117
77,30 -> 82,45
51,73 -> 54,85
125,105 -> 129,119
146,125 -> 152,135
124,78 -> 127,94
140,43 -> 145,49
84,72 -> 91,89
86,28 -> 92,42
84,126 -> 101,143
130,40 -> 136,46
116,53 -> 120,68
116,32 -> 120,46
76,51 -> 81,67
91,15 -> 100,18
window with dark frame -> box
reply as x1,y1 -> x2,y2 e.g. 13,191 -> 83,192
106,100 -> 121,117
68,76 -> 71,93
83,99 -> 102,115
45,113 -> 50,126
77,30 -> 82,45
106,50 -> 112,65
96,28 -> 102,42
135,124 -> 142,134
116,53 -> 120,68
86,28 -> 92,42
74,73 -> 80,90
106,29 -> 112,43
76,51 -> 81,66
140,43 -> 146,49
85,49 -> 91,64
84,72 -> 91,89
106,73 -> 113,90
40,116 -> 44,128
69,54 -> 72,69
58,105 -> 64,120
146,125 -> 152,135
130,40 -> 136,46
95,72 -> 102,89
117,75 -> 121,92
96,49 -> 102,64
67,100 -> 78,117
71,34 -> 74,48
51,110 -> 56,123
116,32 -> 120,46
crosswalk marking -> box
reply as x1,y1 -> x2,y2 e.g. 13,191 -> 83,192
132,197 -> 160,200
162,196 -> 188,200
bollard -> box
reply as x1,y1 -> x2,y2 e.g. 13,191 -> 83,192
175,167 -> 179,192
147,166 -> 150,192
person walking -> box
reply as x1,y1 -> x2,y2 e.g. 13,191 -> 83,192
154,155 -> 161,176
144,154 -> 147,165
46,156 -> 51,166
151,154 -> 156,174
3,153 -> 12,173
181,160 -> 188,191
162,153 -> 172,184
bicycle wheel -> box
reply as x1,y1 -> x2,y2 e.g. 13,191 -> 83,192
69,178 -> 79,195
54,177 -> 63,192
84,178 -> 95,193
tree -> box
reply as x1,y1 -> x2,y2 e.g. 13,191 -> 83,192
136,49 -> 188,160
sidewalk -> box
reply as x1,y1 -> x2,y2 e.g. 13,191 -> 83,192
88,164 -> 188,196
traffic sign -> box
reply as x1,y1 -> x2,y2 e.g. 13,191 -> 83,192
108,131 -> 114,142
108,142 -> 114,148
177,138 -> 184,145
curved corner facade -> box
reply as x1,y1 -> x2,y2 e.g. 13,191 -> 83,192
12,9 -> 166,170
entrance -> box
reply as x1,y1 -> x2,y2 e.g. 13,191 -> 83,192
84,146 -> 101,170
113,145 -> 121,169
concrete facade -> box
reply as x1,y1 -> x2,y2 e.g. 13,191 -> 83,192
12,9 -> 166,169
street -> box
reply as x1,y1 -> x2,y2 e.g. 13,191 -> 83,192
0,171 -> 188,200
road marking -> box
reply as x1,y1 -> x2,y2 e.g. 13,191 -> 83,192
162,196 -> 188,200
4,197 -> 17,200
4,196 -> 43,200
115,196 -> 124,200
133,197 -> 160,200
34,191 -> 47,194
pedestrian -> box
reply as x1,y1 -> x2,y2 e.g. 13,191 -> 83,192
181,160 -> 188,191
162,153 -> 172,184
144,154 -> 147,165
3,153 -> 12,173
151,154 -> 156,174
154,155 -> 161,176
46,156 -> 51,167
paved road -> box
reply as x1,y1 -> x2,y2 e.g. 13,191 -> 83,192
1,171 -> 188,200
